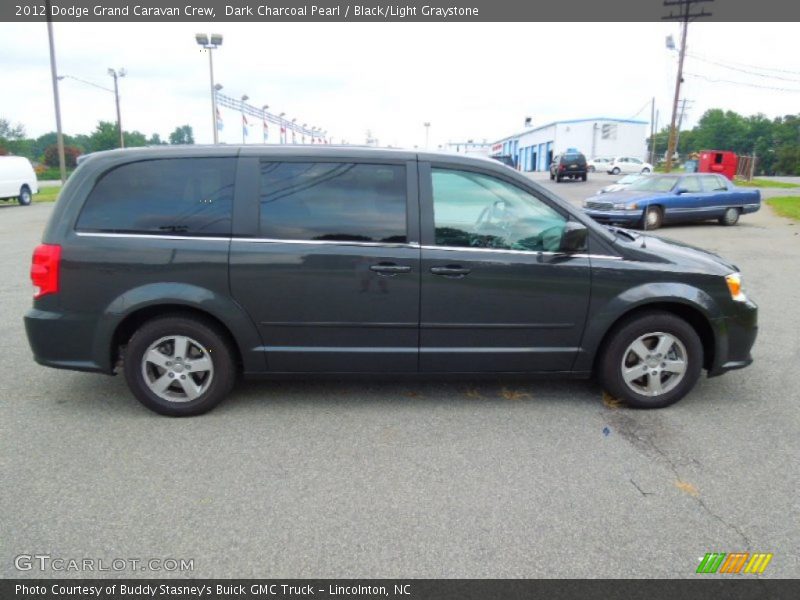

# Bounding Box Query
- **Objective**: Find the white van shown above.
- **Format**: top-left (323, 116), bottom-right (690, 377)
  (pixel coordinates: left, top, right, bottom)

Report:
top-left (0, 156), bottom-right (38, 206)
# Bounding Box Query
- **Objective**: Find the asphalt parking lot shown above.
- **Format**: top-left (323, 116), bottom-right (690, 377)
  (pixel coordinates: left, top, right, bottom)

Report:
top-left (1, 176), bottom-right (799, 579)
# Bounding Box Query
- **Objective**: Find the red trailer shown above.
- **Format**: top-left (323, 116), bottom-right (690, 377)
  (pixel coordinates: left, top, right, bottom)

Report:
top-left (698, 150), bottom-right (738, 180)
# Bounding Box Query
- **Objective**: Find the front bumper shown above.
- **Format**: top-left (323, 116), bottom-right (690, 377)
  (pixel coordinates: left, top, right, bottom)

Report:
top-left (582, 208), bottom-right (642, 225)
top-left (708, 298), bottom-right (758, 377)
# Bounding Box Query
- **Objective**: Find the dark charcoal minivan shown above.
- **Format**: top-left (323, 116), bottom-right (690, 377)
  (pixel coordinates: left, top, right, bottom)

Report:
top-left (25, 146), bottom-right (757, 416)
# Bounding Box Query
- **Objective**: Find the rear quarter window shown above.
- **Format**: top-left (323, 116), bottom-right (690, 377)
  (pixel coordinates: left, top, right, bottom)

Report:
top-left (76, 158), bottom-right (236, 236)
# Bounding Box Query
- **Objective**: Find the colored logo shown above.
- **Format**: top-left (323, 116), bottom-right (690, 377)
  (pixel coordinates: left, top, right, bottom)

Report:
top-left (697, 552), bottom-right (773, 574)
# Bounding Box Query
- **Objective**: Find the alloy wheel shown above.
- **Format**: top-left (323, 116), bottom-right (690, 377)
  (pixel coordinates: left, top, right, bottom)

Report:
top-left (620, 332), bottom-right (687, 397)
top-left (140, 335), bottom-right (214, 402)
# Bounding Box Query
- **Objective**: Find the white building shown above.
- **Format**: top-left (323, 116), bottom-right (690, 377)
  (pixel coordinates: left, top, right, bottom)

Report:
top-left (443, 141), bottom-right (492, 157)
top-left (491, 117), bottom-right (648, 172)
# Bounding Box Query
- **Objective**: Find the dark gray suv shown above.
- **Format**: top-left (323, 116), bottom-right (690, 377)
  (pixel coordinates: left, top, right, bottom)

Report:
top-left (25, 146), bottom-right (757, 416)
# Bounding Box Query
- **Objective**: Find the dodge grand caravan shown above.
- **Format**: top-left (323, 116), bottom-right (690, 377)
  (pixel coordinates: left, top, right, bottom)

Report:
top-left (25, 146), bottom-right (757, 416)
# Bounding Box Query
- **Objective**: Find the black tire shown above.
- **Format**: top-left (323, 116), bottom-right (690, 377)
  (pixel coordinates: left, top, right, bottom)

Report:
top-left (599, 311), bottom-right (703, 409)
top-left (123, 314), bottom-right (237, 416)
top-left (611, 167), bottom-right (621, 175)
top-left (555, 174), bottom-right (561, 183)
top-left (550, 172), bottom-right (555, 181)
top-left (718, 207), bottom-right (740, 226)
top-left (581, 173), bottom-right (588, 182)
top-left (18, 185), bottom-right (32, 206)
top-left (640, 206), bottom-right (663, 230)
top-left (641, 167), bottom-right (651, 174)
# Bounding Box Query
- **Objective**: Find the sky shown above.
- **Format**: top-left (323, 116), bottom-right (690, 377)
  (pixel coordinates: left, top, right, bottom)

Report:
top-left (0, 22), bottom-right (798, 148)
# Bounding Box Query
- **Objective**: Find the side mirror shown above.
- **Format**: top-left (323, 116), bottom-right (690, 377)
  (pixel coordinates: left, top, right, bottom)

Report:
top-left (676, 187), bottom-right (689, 194)
top-left (560, 221), bottom-right (588, 253)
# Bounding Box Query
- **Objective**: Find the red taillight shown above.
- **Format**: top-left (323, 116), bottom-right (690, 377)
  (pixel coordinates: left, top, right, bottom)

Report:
top-left (559, 164), bottom-right (565, 171)
top-left (30, 244), bottom-right (61, 299)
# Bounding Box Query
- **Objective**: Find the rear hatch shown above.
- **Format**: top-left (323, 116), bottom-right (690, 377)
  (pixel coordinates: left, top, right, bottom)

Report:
top-left (560, 152), bottom-right (586, 173)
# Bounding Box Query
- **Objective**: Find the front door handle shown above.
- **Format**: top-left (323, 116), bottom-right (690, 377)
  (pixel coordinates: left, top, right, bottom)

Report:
top-left (370, 263), bottom-right (411, 276)
top-left (430, 265), bottom-right (471, 278)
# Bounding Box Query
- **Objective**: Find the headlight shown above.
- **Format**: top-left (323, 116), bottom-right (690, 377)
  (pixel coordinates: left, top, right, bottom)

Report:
top-left (725, 273), bottom-right (747, 302)
top-left (613, 203), bottom-right (639, 210)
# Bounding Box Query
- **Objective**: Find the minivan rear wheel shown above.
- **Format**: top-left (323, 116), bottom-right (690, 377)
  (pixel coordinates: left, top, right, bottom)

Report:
top-left (599, 311), bottom-right (703, 408)
top-left (18, 186), bottom-right (32, 206)
top-left (123, 315), bottom-right (236, 416)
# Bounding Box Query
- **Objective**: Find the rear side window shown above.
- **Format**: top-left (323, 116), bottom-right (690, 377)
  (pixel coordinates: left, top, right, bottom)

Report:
top-left (700, 175), bottom-right (728, 191)
top-left (77, 158), bottom-right (235, 236)
top-left (259, 162), bottom-right (407, 243)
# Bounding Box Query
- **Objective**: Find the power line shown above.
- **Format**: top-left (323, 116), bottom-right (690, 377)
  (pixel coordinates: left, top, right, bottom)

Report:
top-left (685, 72), bottom-right (800, 93)
top-left (628, 100), bottom-right (652, 120)
top-left (685, 52), bottom-right (800, 77)
top-left (686, 53), bottom-right (800, 83)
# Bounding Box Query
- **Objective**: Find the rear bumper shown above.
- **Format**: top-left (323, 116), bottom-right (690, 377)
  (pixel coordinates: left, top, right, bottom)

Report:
top-left (708, 299), bottom-right (758, 377)
top-left (24, 308), bottom-right (110, 373)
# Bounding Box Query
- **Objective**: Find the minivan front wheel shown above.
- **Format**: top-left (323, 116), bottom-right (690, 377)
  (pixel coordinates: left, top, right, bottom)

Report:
top-left (124, 315), bottom-right (236, 416)
top-left (599, 311), bottom-right (703, 408)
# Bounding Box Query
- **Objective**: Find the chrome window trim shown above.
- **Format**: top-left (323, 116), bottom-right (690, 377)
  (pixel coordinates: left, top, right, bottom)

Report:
top-left (75, 231), bottom-right (231, 242)
top-left (234, 237), bottom-right (420, 249)
top-left (74, 232), bottom-right (421, 249)
top-left (420, 244), bottom-right (621, 260)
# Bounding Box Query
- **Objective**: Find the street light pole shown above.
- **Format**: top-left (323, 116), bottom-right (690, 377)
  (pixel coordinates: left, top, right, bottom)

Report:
top-left (107, 68), bottom-right (126, 148)
top-left (424, 122), bottom-right (431, 149)
top-left (195, 33), bottom-right (223, 144)
top-left (45, 0), bottom-right (66, 183)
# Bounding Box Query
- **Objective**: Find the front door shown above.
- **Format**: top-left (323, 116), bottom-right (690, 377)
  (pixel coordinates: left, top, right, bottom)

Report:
top-left (230, 158), bottom-right (421, 373)
top-left (418, 163), bottom-right (591, 373)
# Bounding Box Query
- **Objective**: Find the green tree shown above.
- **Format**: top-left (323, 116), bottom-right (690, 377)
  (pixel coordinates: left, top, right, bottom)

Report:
top-left (88, 121), bottom-right (121, 152)
top-left (169, 125), bottom-right (194, 145)
top-left (125, 130), bottom-right (148, 148)
top-left (148, 133), bottom-right (165, 145)
top-left (0, 118), bottom-right (26, 141)
top-left (692, 109), bottom-right (749, 153)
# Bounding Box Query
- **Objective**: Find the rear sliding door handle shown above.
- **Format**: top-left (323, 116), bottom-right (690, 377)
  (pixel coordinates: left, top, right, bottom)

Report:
top-left (370, 263), bottom-right (412, 276)
top-left (430, 265), bottom-right (471, 277)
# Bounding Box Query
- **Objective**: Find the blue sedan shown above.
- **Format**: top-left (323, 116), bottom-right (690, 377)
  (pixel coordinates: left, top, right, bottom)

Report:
top-left (582, 173), bottom-right (760, 230)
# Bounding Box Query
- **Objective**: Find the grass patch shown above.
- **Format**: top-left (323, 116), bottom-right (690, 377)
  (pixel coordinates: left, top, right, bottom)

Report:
top-left (736, 178), bottom-right (799, 189)
top-left (34, 186), bottom-right (61, 203)
top-left (766, 196), bottom-right (800, 220)
top-left (36, 167), bottom-right (75, 180)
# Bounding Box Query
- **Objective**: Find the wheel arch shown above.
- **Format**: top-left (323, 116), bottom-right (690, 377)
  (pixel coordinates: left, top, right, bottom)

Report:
top-left (111, 304), bottom-right (244, 372)
top-left (90, 283), bottom-right (265, 374)
top-left (591, 301), bottom-right (716, 373)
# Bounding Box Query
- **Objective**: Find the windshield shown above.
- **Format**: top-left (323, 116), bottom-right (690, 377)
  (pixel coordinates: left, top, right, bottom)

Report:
top-left (618, 175), bottom-right (641, 184)
top-left (627, 176), bottom-right (678, 193)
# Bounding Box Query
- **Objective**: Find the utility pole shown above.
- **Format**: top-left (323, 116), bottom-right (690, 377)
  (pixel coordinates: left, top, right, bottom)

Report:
top-left (662, 0), bottom-right (713, 172)
top-left (107, 68), bottom-right (126, 148)
top-left (649, 97), bottom-right (656, 166)
top-left (674, 98), bottom-right (690, 157)
top-left (45, 0), bottom-right (66, 183)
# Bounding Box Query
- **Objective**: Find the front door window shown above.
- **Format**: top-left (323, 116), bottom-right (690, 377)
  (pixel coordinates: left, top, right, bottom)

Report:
top-left (431, 168), bottom-right (567, 253)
